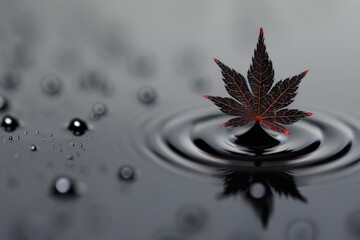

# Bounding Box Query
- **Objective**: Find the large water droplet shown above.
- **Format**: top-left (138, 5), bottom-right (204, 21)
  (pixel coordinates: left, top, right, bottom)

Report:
top-left (249, 182), bottom-right (266, 199)
top-left (67, 118), bottom-right (88, 136)
top-left (1, 115), bottom-right (20, 132)
top-left (51, 176), bottom-right (78, 199)
top-left (41, 75), bottom-right (61, 95)
top-left (138, 86), bottom-right (156, 105)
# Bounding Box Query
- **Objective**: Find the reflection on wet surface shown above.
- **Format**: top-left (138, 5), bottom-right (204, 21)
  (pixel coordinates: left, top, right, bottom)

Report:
top-left (1, 0), bottom-right (360, 239)
top-left (219, 169), bottom-right (306, 228)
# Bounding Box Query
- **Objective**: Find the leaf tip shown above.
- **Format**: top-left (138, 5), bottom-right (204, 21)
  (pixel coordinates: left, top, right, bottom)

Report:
top-left (306, 112), bottom-right (313, 117)
top-left (220, 123), bottom-right (227, 128)
top-left (284, 130), bottom-right (290, 135)
top-left (213, 58), bottom-right (220, 64)
top-left (260, 27), bottom-right (264, 34)
top-left (303, 69), bottom-right (309, 75)
top-left (202, 95), bottom-right (209, 99)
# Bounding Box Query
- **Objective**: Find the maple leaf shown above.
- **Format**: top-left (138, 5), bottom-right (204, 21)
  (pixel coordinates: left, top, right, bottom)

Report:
top-left (203, 27), bottom-right (312, 135)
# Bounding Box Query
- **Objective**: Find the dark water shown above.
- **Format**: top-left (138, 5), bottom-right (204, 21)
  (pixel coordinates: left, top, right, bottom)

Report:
top-left (1, 0), bottom-right (360, 239)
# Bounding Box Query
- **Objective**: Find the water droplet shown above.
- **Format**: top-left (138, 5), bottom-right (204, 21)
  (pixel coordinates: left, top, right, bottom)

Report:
top-left (24, 130), bottom-right (28, 135)
top-left (14, 153), bottom-right (21, 160)
top-left (70, 142), bottom-right (75, 147)
top-left (176, 206), bottom-right (207, 233)
top-left (17, 136), bottom-right (20, 140)
top-left (0, 95), bottom-right (9, 112)
top-left (138, 86), bottom-right (156, 105)
top-left (8, 136), bottom-right (13, 141)
top-left (35, 130), bottom-right (39, 134)
top-left (118, 165), bottom-right (135, 181)
top-left (1, 115), bottom-right (20, 132)
top-left (67, 118), bottom-right (88, 136)
top-left (92, 102), bottom-right (107, 116)
top-left (249, 182), bottom-right (266, 199)
top-left (66, 154), bottom-right (73, 160)
top-left (51, 176), bottom-right (78, 199)
top-left (41, 74), bottom-right (61, 95)
top-left (30, 145), bottom-right (38, 151)
top-left (288, 221), bottom-right (314, 240)
top-left (1, 69), bottom-right (21, 90)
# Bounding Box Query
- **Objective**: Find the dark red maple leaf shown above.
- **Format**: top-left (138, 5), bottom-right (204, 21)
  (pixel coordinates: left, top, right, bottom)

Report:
top-left (203, 27), bottom-right (312, 135)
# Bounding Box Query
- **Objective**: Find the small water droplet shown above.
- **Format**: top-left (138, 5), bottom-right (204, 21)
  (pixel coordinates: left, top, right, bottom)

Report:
top-left (35, 130), bottom-right (39, 134)
top-left (70, 142), bottom-right (75, 147)
top-left (14, 153), bottom-right (21, 160)
top-left (1, 115), bottom-right (20, 132)
top-left (30, 145), bottom-right (38, 151)
top-left (9, 136), bottom-right (13, 141)
top-left (51, 176), bottom-right (78, 199)
top-left (138, 86), bottom-right (156, 105)
top-left (0, 95), bottom-right (9, 112)
top-left (67, 118), bottom-right (88, 136)
top-left (17, 136), bottom-right (20, 140)
top-left (66, 154), bottom-right (73, 160)
top-left (92, 102), bottom-right (107, 116)
top-left (41, 75), bottom-right (62, 95)
top-left (24, 130), bottom-right (28, 135)
top-left (118, 165), bottom-right (135, 181)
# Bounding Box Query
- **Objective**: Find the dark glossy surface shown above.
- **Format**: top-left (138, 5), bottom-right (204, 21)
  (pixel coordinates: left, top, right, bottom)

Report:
top-left (0, 0), bottom-right (360, 239)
